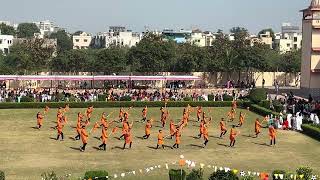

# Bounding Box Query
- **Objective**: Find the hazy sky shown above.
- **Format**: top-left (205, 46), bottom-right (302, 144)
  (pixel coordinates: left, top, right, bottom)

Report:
top-left (0, 0), bottom-right (310, 34)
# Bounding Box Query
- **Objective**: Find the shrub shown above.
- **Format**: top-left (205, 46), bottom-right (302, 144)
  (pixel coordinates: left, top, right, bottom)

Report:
top-left (208, 94), bottom-right (215, 101)
top-left (0, 170), bottom-right (4, 180)
top-left (98, 94), bottom-right (107, 102)
top-left (54, 93), bottom-right (65, 102)
top-left (259, 100), bottom-right (270, 109)
top-left (41, 171), bottom-right (58, 180)
top-left (120, 95), bottom-right (131, 101)
top-left (183, 97), bottom-right (193, 101)
top-left (296, 166), bottom-right (313, 180)
top-left (273, 100), bottom-right (284, 113)
top-left (249, 88), bottom-right (267, 104)
top-left (208, 170), bottom-right (239, 180)
top-left (20, 96), bottom-right (34, 102)
top-left (84, 170), bottom-right (108, 180)
top-left (186, 168), bottom-right (203, 180)
top-left (223, 94), bottom-right (233, 101)
top-left (169, 169), bottom-right (186, 180)
top-left (272, 170), bottom-right (287, 180)
top-left (301, 124), bottom-right (320, 141)
top-left (240, 175), bottom-right (255, 180)
top-left (250, 104), bottom-right (280, 117)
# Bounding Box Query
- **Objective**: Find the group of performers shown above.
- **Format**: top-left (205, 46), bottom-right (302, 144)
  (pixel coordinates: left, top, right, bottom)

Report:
top-left (35, 100), bottom-right (277, 152)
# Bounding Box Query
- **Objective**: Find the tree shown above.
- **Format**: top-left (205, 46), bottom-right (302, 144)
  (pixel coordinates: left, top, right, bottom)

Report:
top-left (258, 28), bottom-right (275, 40)
top-left (0, 23), bottom-right (16, 35)
top-left (94, 46), bottom-right (128, 74)
top-left (49, 30), bottom-right (73, 52)
top-left (279, 50), bottom-right (301, 73)
top-left (17, 23), bottom-right (40, 38)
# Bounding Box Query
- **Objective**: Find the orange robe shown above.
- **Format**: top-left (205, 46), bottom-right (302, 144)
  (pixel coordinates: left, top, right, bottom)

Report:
top-left (101, 127), bottom-right (108, 144)
top-left (80, 128), bottom-right (88, 144)
top-left (199, 122), bottom-right (204, 134)
top-left (124, 130), bottom-right (132, 144)
top-left (157, 132), bottom-right (164, 145)
top-left (197, 108), bottom-right (202, 119)
top-left (239, 114), bottom-right (245, 125)
top-left (37, 114), bottom-right (44, 126)
top-left (269, 126), bottom-right (276, 140)
top-left (255, 120), bottom-right (262, 134)
top-left (122, 122), bottom-right (129, 135)
top-left (230, 128), bottom-right (237, 141)
top-left (220, 121), bottom-right (227, 132)
top-left (145, 122), bottom-right (152, 136)
top-left (203, 126), bottom-right (209, 141)
top-left (57, 121), bottom-right (64, 134)
top-left (76, 119), bottom-right (81, 134)
top-left (175, 131), bottom-right (181, 144)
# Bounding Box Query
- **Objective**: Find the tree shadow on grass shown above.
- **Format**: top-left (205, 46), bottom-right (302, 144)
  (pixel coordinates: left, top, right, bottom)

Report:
top-left (188, 144), bottom-right (203, 148)
top-left (252, 142), bottom-right (270, 146)
top-left (217, 143), bottom-right (229, 147)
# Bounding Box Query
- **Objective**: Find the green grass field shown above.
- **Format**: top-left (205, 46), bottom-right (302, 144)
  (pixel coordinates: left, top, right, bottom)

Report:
top-left (0, 107), bottom-right (319, 180)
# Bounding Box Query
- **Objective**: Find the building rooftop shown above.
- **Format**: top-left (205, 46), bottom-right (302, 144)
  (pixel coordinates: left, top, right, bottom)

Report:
top-left (310, 0), bottom-right (320, 8)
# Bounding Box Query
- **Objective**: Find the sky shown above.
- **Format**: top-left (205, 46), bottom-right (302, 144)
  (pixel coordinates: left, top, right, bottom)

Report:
top-left (0, 0), bottom-right (310, 34)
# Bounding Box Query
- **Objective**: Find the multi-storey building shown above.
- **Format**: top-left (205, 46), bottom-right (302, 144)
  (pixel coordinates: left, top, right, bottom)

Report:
top-left (73, 31), bottom-right (92, 49)
top-left (301, 0), bottom-right (320, 98)
top-left (0, 31), bottom-right (13, 55)
top-left (274, 23), bottom-right (302, 53)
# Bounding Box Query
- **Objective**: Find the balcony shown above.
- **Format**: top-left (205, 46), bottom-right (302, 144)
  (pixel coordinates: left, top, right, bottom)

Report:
top-left (312, 47), bottom-right (320, 52)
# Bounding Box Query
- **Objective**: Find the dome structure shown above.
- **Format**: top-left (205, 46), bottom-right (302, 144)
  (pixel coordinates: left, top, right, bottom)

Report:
top-left (310, 0), bottom-right (320, 8)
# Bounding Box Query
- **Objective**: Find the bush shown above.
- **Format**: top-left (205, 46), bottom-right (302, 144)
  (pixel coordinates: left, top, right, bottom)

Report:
top-left (169, 169), bottom-right (186, 180)
top-left (186, 168), bottom-right (203, 180)
top-left (20, 96), bottom-right (34, 102)
top-left (273, 100), bottom-right (284, 113)
top-left (41, 171), bottom-right (58, 180)
top-left (120, 95), bottom-right (131, 101)
top-left (98, 94), bottom-right (107, 102)
top-left (272, 170), bottom-right (287, 180)
top-left (208, 94), bottom-right (215, 101)
top-left (183, 97), bottom-right (193, 101)
top-left (296, 166), bottom-right (313, 180)
top-left (250, 104), bottom-right (280, 117)
top-left (249, 88), bottom-right (267, 104)
top-left (84, 170), bottom-right (108, 180)
top-left (0, 170), bottom-right (4, 180)
top-left (223, 94), bottom-right (233, 101)
top-left (259, 100), bottom-right (270, 109)
top-left (240, 175), bottom-right (255, 180)
top-left (208, 170), bottom-right (239, 180)
top-left (301, 124), bottom-right (320, 141)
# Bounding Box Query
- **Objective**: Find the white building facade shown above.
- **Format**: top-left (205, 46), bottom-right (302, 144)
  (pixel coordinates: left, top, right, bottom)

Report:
top-left (73, 32), bottom-right (92, 49)
top-left (0, 33), bottom-right (14, 54)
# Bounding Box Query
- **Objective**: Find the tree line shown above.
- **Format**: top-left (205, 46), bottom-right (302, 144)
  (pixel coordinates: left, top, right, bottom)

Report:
top-left (0, 24), bottom-right (301, 74)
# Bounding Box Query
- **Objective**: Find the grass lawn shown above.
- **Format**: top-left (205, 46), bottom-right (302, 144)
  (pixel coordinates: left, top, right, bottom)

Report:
top-left (0, 107), bottom-right (319, 180)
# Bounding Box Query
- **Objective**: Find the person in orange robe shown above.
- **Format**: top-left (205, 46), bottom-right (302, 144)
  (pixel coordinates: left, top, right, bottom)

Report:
top-left (74, 113), bottom-right (83, 140)
top-left (56, 118), bottom-right (65, 141)
top-left (228, 108), bottom-right (236, 122)
top-left (119, 107), bottom-right (124, 122)
top-left (255, 118), bottom-right (262, 137)
top-left (142, 106), bottom-right (148, 122)
top-left (123, 112), bottom-right (129, 122)
top-left (203, 124), bottom-right (209, 148)
top-left (156, 129), bottom-right (165, 149)
top-left (98, 125), bottom-right (108, 151)
top-left (86, 105), bottom-right (94, 119)
top-left (44, 106), bottom-right (50, 114)
top-left (64, 104), bottom-right (70, 113)
top-left (36, 112), bottom-right (44, 129)
top-left (238, 112), bottom-right (245, 127)
top-left (197, 106), bottom-right (202, 122)
top-left (80, 125), bottom-right (89, 152)
top-left (123, 128), bottom-right (133, 149)
top-left (119, 120), bottom-right (129, 139)
top-left (198, 120), bottom-right (205, 138)
top-left (172, 127), bottom-right (181, 149)
top-left (229, 125), bottom-right (238, 147)
top-left (219, 118), bottom-right (227, 138)
top-left (169, 120), bottom-right (176, 139)
top-left (143, 119), bottom-right (152, 139)
top-left (269, 125), bottom-right (276, 146)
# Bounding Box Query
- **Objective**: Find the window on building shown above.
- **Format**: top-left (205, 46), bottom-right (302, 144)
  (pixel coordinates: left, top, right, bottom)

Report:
top-left (0, 40), bottom-right (2, 44)
top-left (84, 39), bottom-right (88, 42)
top-left (294, 37), bottom-right (297, 42)
top-left (287, 44), bottom-right (290, 47)
top-left (75, 39), bottom-right (79, 42)
top-left (294, 44), bottom-right (297, 49)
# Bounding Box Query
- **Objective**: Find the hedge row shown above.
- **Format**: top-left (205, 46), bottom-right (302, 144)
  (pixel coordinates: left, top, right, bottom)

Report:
top-left (0, 101), bottom-right (251, 109)
top-left (249, 104), bottom-right (280, 117)
top-left (301, 124), bottom-right (320, 141)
